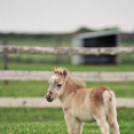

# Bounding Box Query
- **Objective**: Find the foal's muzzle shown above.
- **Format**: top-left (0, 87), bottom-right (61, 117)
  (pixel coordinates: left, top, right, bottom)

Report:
top-left (45, 92), bottom-right (54, 102)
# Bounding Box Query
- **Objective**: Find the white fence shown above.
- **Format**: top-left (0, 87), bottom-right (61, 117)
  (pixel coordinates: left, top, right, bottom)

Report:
top-left (0, 71), bottom-right (134, 82)
top-left (0, 46), bottom-right (134, 107)
top-left (0, 97), bottom-right (134, 108)
top-left (0, 46), bottom-right (134, 55)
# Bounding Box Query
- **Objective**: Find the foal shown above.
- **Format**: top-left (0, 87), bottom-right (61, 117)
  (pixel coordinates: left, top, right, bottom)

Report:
top-left (46, 67), bottom-right (120, 134)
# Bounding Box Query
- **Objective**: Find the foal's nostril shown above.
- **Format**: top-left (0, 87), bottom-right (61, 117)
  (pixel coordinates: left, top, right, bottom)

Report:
top-left (46, 92), bottom-right (54, 102)
top-left (46, 92), bottom-right (53, 101)
top-left (46, 93), bottom-right (50, 100)
top-left (48, 95), bottom-right (50, 100)
top-left (49, 91), bottom-right (53, 95)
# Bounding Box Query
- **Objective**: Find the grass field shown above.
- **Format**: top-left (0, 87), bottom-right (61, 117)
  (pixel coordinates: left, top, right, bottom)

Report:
top-left (0, 60), bottom-right (134, 72)
top-left (0, 108), bottom-right (134, 134)
top-left (0, 81), bottom-right (134, 98)
top-left (0, 37), bottom-right (134, 134)
top-left (0, 36), bottom-right (71, 47)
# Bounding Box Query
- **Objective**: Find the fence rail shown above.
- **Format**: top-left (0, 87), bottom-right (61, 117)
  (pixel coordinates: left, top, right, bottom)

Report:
top-left (0, 71), bottom-right (134, 81)
top-left (0, 45), bottom-right (134, 107)
top-left (0, 97), bottom-right (134, 108)
top-left (0, 46), bottom-right (134, 55)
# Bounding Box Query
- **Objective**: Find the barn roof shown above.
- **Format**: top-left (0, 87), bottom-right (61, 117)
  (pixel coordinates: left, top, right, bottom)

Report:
top-left (74, 31), bottom-right (120, 39)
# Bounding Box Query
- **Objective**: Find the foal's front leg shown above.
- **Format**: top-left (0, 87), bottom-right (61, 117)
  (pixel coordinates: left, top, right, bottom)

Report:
top-left (64, 113), bottom-right (83, 134)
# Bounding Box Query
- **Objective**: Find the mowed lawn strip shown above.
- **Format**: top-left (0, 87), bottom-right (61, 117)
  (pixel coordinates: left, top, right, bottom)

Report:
top-left (0, 108), bottom-right (134, 134)
top-left (0, 121), bottom-right (133, 134)
top-left (0, 81), bottom-right (134, 98)
top-left (0, 61), bottom-right (134, 72)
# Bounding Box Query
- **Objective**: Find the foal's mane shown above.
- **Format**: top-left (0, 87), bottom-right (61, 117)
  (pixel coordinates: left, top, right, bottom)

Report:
top-left (55, 67), bottom-right (86, 89)
top-left (68, 76), bottom-right (86, 89)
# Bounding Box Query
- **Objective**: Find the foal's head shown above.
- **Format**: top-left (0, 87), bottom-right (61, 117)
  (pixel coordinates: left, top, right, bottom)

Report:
top-left (46, 67), bottom-right (68, 102)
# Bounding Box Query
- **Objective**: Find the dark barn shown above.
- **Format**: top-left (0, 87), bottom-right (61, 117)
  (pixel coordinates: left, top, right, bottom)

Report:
top-left (72, 31), bottom-right (120, 64)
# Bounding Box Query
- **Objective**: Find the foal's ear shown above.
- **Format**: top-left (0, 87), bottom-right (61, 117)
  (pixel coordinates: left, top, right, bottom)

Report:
top-left (63, 69), bottom-right (68, 77)
top-left (53, 67), bottom-right (56, 73)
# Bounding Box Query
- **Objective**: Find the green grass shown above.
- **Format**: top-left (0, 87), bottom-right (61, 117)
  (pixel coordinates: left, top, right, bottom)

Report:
top-left (6, 54), bottom-right (70, 64)
top-left (0, 108), bottom-right (134, 134)
top-left (0, 36), bottom-right (134, 134)
top-left (0, 37), bottom-right (71, 47)
top-left (0, 52), bottom-right (134, 72)
top-left (0, 38), bottom-right (133, 133)
top-left (0, 61), bottom-right (134, 72)
top-left (0, 108), bottom-right (63, 122)
top-left (1, 122), bottom-right (133, 134)
top-left (0, 81), bottom-right (134, 98)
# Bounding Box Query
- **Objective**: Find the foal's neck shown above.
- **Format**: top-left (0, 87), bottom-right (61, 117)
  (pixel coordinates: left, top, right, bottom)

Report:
top-left (59, 76), bottom-right (80, 102)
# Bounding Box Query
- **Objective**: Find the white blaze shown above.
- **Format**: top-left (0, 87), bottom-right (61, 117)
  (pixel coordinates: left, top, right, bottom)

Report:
top-left (50, 75), bottom-right (58, 83)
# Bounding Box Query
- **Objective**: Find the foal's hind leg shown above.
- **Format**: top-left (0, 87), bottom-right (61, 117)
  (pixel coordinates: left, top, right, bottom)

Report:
top-left (108, 110), bottom-right (120, 134)
top-left (94, 116), bottom-right (110, 134)
top-left (105, 91), bottom-right (120, 134)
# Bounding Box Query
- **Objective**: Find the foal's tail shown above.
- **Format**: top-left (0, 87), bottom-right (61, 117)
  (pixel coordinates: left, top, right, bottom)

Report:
top-left (103, 90), bottom-right (120, 134)
top-left (103, 90), bottom-right (117, 121)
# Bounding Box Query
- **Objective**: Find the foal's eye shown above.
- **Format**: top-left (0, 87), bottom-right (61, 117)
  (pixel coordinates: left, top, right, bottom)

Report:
top-left (57, 84), bottom-right (62, 87)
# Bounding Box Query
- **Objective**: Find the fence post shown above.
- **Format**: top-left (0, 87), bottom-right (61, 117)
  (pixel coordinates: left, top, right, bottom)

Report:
top-left (3, 40), bottom-right (8, 85)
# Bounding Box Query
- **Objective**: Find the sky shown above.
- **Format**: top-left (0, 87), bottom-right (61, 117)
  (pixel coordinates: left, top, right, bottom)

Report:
top-left (0, 0), bottom-right (134, 33)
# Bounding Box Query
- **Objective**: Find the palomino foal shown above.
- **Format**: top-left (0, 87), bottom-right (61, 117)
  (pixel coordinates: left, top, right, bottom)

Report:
top-left (46, 68), bottom-right (120, 134)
